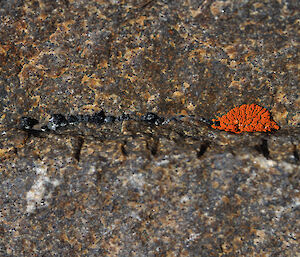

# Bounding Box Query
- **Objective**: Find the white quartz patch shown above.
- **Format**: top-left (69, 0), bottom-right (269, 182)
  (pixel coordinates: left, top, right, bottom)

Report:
top-left (26, 164), bottom-right (60, 213)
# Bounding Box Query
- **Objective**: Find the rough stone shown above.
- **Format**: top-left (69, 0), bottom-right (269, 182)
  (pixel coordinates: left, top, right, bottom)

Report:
top-left (0, 0), bottom-right (299, 256)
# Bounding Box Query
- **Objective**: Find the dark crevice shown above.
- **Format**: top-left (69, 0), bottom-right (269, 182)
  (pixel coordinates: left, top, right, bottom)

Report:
top-left (146, 138), bottom-right (159, 156)
top-left (121, 141), bottom-right (128, 156)
top-left (197, 141), bottom-right (210, 158)
top-left (74, 137), bottom-right (84, 162)
top-left (255, 138), bottom-right (270, 159)
top-left (293, 146), bottom-right (299, 163)
top-left (150, 144), bottom-right (158, 156)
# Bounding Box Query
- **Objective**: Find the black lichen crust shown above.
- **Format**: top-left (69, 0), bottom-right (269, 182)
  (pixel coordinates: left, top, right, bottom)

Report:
top-left (67, 115), bottom-right (79, 125)
top-left (117, 113), bottom-right (132, 121)
top-left (20, 117), bottom-right (39, 130)
top-left (19, 111), bottom-right (212, 133)
top-left (141, 112), bottom-right (164, 125)
top-left (48, 114), bottom-right (68, 130)
top-left (89, 111), bottom-right (106, 124)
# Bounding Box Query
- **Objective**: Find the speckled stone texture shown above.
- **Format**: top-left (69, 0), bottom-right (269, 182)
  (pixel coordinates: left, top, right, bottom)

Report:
top-left (0, 0), bottom-right (299, 256)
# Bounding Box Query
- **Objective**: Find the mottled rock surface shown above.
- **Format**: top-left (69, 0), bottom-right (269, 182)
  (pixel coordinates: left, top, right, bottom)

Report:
top-left (0, 0), bottom-right (299, 256)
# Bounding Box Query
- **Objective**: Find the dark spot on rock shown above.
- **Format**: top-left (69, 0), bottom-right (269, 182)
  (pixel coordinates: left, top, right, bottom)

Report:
top-left (141, 112), bottom-right (164, 125)
top-left (293, 147), bottom-right (299, 163)
top-left (121, 141), bottom-right (128, 156)
top-left (255, 138), bottom-right (270, 159)
top-left (20, 117), bottom-right (39, 130)
top-left (146, 138), bottom-right (159, 156)
top-left (197, 141), bottom-right (210, 158)
top-left (74, 137), bottom-right (84, 162)
top-left (150, 143), bottom-right (158, 156)
top-left (48, 114), bottom-right (68, 130)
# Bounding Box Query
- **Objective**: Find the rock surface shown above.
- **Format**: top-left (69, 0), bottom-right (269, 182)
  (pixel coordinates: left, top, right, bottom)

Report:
top-left (0, 0), bottom-right (299, 256)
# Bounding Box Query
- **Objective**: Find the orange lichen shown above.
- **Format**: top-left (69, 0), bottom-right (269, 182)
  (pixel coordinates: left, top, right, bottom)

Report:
top-left (211, 104), bottom-right (280, 133)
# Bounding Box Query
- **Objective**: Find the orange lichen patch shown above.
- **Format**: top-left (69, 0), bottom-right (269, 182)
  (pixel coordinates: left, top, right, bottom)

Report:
top-left (212, 104), bottom-right (280, 133)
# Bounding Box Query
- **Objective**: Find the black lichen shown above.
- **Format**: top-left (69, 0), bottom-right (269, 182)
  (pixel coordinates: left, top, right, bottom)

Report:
top-left (48, 114), bottom-right (68, 130)
top-left (118, 113), bottom-right (131, 121)
top-left (67, 115), bottom-right (79, 125)
top-left (77, 114), bottom-right (90, 123)
top-left (89, 111), bottom-right (106, 124)
top-left (19, 110), bottom-right (206, 134)
top-left (141, 112), bottom-right (164, 125)
top-left (104, 115), bottom-right (116, 123)
top-left (20, 117), bottom-right (39, 130)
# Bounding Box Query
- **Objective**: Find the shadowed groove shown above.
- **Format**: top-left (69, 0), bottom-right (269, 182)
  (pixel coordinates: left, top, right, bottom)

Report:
top-left (255, 138), bottom-right (270, 159)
